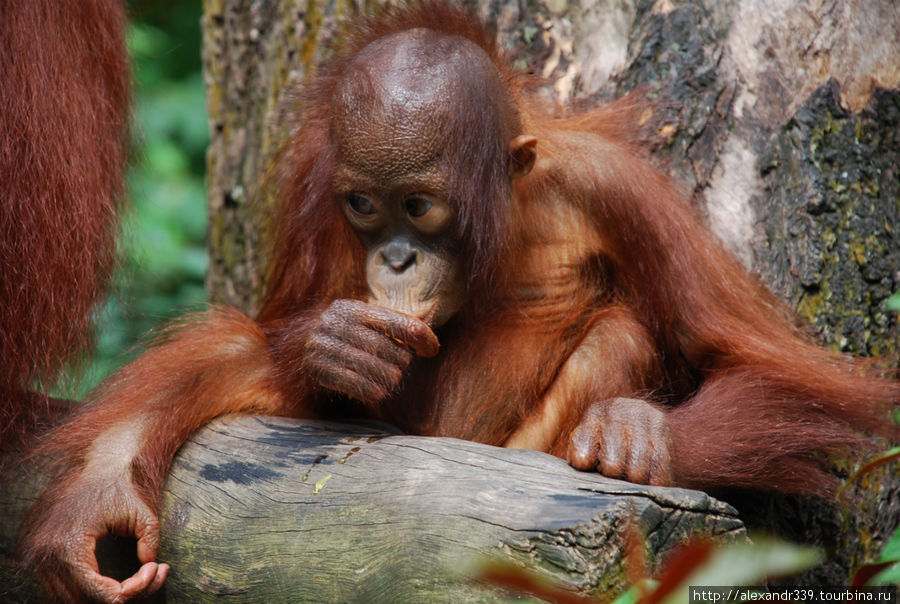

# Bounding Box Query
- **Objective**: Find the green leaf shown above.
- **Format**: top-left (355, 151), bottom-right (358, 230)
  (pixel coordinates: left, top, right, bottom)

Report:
top-left (647, 538), bottom-right (823, 604)
top-left (886, 291), bottom-right (900, 312)
top-left (881, 525), bottom-right (900, 562)
top-left (870, 562), bottom-right (900, 586)
top-left (611, 580), bottom-right (655, 604)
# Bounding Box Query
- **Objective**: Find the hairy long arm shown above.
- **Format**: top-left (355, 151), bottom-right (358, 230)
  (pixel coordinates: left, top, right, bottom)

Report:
top-left (505, 305), bottom-right (670, 485)
top-left (547, 125), bottom-right (897, 495)
top-left (21, 307), bottom-right (295, 602)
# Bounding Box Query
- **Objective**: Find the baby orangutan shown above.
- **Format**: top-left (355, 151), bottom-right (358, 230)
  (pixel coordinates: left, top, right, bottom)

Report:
top-left (20, 2), bottom-right (897, 601)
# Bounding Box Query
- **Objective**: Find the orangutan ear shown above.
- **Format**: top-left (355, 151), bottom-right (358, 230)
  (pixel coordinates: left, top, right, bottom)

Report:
top-left (509, 134), bottom-right (537, 179)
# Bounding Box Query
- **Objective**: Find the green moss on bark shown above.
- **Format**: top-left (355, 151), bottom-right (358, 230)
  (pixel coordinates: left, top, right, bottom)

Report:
top-left (758, 81), bottom-right (899, 357)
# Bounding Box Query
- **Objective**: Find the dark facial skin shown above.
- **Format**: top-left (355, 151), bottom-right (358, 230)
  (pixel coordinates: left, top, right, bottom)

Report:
top-left (341, 189), bottom-right (462, 327)
top-left (301, 29), bottom-right (535, 406)
top-left (331, 28), bottom-right (474, 326)
top-left (301, 30), bottom-right (480, 405)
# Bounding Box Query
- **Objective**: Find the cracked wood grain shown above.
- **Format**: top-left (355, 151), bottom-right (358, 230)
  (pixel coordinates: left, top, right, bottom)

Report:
top-left (152, 415), bottom-right (743, 602)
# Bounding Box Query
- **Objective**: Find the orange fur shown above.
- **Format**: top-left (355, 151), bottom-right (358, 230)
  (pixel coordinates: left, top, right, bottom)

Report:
top-left (28, 307), bottom-right (286, 509)
top-left (22, 0), bottom-right (888, 505)
top-left (261, 1), bottom-right (896, 495)
top-left (0, 0), bottom-right (130, 448)
top-left (20, 2), bottom-right (898, 599)
top-left (22, 308), bottom-right (289, 600)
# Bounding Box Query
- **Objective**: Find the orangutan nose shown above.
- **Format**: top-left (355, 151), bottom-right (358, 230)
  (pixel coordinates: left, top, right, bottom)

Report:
top-left (382, 238), bottom-right (417, 273)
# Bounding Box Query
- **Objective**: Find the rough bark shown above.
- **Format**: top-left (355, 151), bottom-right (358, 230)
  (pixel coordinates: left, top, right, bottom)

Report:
top-left (0, 417), bottom-right (744, 602)
top-left (206, 0), bottom-right (900, 591)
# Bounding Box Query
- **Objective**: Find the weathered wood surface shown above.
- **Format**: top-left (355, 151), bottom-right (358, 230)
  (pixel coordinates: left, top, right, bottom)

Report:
top-left (0, 415), bottom-right (744, 602)
top-left (157, 416), bottom-right (743, 601)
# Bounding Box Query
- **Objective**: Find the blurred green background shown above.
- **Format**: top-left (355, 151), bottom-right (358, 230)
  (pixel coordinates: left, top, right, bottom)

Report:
top-left (78, 1), bottom-right (208, 396)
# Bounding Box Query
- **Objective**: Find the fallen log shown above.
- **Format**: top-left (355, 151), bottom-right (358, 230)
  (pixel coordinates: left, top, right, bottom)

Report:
top-left (0, 415), bottom-right (744, 601)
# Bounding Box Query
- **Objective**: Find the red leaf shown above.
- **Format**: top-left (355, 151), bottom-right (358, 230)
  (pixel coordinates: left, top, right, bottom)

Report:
top-left (477, 561), bottom-right (597, 604)
top-left (852, 561), bottom-right (896, 587)
top-left (639, 541), bottom-right (714, 604)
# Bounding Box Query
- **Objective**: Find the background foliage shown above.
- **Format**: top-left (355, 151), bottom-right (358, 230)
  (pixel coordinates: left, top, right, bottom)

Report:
top-left (78, 0), bottom-right (208, 396)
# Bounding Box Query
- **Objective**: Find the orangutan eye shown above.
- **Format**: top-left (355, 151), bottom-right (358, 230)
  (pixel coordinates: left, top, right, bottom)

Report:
top-left (405, 197), bottom-right (433, 218)
top-left (346, 193), bottom-right (376, 216)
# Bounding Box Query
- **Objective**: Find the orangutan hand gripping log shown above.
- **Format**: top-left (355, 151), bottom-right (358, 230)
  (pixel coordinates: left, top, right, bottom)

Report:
top-left (19, 2), bottom-right (897, 601)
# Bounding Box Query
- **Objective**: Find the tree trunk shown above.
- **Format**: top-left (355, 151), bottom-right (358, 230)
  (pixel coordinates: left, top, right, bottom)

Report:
top-left (0, 416), bottom-right (744, 601)
top-left (201, 0), bottom-right (899, 593)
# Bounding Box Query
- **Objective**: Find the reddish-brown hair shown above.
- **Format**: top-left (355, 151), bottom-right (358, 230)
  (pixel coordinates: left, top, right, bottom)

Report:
top-left (542, 111), bottom-right (898, 491)
top-left (0, 1), bottom-right (130, 444)
top-left (19, 4), bottom-right (895, 600)
top-left (261, 1), bottom-right (897, 495)
top-left (260, 1), bottom-right (531, 324)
